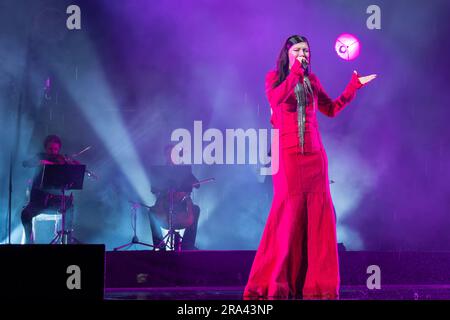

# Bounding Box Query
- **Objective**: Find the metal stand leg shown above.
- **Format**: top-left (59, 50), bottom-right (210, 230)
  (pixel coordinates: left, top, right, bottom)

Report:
top-left (154, 228), bottom-right (183, 251)
top-left (114, 203), bottom-right (154, 251)
top-left (50, 187), bottom-right (69, 245)
top-left (154, 189), bottom-right (183, 252)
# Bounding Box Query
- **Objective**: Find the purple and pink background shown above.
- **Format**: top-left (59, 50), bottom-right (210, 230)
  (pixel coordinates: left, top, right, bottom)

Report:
top-left (1, 0), bottom-right (449, 251)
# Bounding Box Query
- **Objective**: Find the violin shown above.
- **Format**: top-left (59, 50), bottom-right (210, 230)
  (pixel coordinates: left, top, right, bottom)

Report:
top-left (41, 154), bottom-right (67, 164)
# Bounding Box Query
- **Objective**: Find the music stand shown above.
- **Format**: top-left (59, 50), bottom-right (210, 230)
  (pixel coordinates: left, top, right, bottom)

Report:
top-left (148, 165), bottom-right (195, 251)
top-left (39, 164), bottom-right (85, 244)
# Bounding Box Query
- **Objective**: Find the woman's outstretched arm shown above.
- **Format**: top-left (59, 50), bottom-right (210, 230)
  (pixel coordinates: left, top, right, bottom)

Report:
top-left (316, 71), bottom-right (376, 117)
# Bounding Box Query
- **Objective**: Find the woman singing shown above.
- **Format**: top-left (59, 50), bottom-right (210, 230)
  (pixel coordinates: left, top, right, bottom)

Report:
top-left (244, 35), bottom-right (376, 299)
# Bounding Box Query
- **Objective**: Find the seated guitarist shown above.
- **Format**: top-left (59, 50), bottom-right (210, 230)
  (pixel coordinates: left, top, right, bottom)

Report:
top-left (148, 145), bottom-right (200, 251)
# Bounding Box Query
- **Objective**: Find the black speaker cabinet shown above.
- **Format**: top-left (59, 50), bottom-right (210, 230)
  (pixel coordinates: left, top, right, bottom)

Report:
top-left (0, 245), bottom-right (105, 300)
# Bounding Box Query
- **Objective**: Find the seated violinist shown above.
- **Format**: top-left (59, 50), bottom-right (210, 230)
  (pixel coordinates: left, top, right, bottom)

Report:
top-left (21, 134), bottom-right (77, 244)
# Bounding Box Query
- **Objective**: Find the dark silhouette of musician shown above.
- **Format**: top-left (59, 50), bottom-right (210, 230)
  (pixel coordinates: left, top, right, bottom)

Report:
top-left (148, 145), bottom-right (201, 251)
top-left (21, 134), bottom-right (74, 244)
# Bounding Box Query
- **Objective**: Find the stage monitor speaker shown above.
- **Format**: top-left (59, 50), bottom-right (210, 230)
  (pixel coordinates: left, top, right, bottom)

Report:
top-left (0, 244), bottom-right (105, 300)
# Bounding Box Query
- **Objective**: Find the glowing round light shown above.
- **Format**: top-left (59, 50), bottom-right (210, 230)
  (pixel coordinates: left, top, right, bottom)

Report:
top-left (335, 33), bottom-right (360, 61)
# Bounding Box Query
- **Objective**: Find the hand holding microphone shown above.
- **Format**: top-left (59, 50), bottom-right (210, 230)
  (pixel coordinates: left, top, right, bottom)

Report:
top-left (296, 56), bottom-right (309, 75)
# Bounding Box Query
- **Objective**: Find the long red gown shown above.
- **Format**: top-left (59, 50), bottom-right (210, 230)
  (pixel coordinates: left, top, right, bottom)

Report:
top-left (244, 59), bottom-right (361, 299)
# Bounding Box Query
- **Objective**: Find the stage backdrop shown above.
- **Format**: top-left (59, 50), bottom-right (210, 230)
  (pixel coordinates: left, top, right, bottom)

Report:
top-left (1, 0), bottom-right (450, 251)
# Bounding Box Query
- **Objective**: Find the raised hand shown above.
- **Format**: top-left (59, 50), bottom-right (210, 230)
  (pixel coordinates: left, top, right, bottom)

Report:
top-left (354, 70), bottom-right (377, 85)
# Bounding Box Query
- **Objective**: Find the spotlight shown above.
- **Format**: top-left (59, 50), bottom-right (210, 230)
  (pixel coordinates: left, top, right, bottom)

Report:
top-left (335, 33), bottom-right (360, 61)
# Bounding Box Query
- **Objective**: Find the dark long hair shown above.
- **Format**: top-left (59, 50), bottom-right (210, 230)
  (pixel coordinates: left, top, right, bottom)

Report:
top-left (274, 35), bottom-right (311, 88)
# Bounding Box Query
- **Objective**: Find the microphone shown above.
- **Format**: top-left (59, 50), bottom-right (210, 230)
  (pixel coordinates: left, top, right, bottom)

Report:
top-left (301, 59), bottom-right (309, 75)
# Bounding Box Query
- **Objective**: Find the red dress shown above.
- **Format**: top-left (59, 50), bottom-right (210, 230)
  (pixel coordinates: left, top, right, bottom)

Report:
top-left (244, 60), bottom-right (361, 299)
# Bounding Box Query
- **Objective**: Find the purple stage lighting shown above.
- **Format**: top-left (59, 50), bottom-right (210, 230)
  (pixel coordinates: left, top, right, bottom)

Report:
top-left (335, 33), bottom-right (360, 61)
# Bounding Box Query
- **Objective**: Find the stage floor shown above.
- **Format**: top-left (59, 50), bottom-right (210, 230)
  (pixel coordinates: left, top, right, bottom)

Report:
top-left (104, 285), bottom-right (450, 300)
top-left (104, 250), bottom-right (450, 300)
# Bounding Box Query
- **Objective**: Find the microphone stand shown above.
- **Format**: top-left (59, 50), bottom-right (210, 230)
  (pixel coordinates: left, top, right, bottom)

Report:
top-left (113, 201), bottom-right (155, 251)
